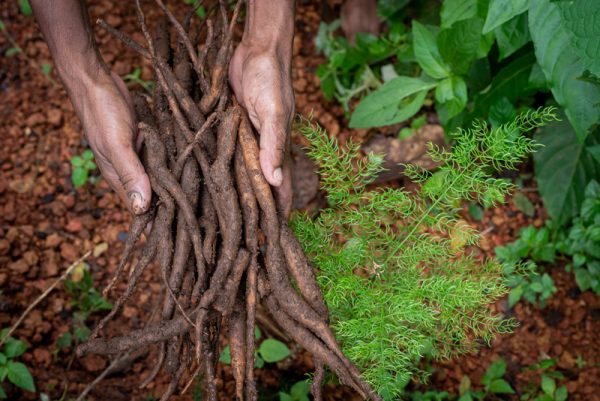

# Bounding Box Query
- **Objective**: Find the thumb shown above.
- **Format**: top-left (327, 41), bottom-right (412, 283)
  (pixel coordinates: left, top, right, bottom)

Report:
top-left (259, 119), bottom-right (288, 187)
top-left (110, 144), bottom-right (152, 215)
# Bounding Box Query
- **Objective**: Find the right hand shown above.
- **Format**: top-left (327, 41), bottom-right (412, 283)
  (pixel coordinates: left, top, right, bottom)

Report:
top-left (75, 71), bottom-right (151, 214)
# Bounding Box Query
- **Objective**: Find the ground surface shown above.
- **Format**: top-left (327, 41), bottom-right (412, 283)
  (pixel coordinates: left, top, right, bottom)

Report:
top-left (0, 1), bottom-right (598, 400)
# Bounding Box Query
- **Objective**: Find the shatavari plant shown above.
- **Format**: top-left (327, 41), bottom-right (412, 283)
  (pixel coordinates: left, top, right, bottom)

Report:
top-left (291, 107), bottom-right (558, 399)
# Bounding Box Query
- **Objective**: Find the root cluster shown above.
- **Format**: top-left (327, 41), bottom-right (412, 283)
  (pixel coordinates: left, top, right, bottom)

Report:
top-left (79, 2), bottom-right (381, 400)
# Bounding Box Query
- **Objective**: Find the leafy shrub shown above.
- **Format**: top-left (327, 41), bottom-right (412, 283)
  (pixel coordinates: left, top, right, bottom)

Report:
top-left (292, 108), bottom-right (556, 399)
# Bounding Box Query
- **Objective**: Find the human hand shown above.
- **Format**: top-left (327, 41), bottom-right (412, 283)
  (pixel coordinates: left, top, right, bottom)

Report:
top-left (229, 43), bottom-right (294, 218)
top-left (73, 71), bottom-right (151, 214)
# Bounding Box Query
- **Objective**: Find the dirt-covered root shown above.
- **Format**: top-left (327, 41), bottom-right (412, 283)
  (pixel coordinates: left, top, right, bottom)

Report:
top-left (79, 2), bottom-right (381, 400)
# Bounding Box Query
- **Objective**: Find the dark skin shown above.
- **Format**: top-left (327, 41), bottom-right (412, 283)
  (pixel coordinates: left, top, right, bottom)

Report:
top-left (31, 0), bottom-right (295, 216)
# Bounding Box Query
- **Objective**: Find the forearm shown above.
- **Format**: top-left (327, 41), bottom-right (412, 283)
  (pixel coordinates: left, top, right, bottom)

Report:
top-left (243, 0), bottom-right (295, 63)
top-left (31, 0), bottom-right (109, 93)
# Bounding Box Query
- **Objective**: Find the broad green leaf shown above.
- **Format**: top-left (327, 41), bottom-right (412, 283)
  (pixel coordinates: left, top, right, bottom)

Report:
top-left (555, 386), bottom-right (568, 401)
top-left (468, 202), bottom-right (484, 221)
top-left (3, 340), bottom-right (27, 358)
top-left (0, 353), bottom-right (5, 364)
top-left (438, 18), bottom-right (484, 74)
top-left (508, 285), bottom-right (524, 307)
top-left (589, 145), bottom-right (600, 164)
top-left (482, 359), bottom-right (507, 384)
top-left (412, 21), bottom-right (451, 79)
top-left (575, 268), bottom-right (592, 291)
top-left (219, 345), bottom-right (231, 364)
top-left (441, 0), bottom-right (477, 28)
top-left (534, 119), bottom-right (600, 224)
top-left (7, 361), bottom-right (35, 392)
top-left (541, 375), bottom-right (556, 396)
top-left (349, 76), bottom-right (437, 128)
top-left (435, 76), bottom-right (467, 119)
top-left (291, 380), bottom-right (311, 401)
top-left (71, 167), bottom-right (88, 188)
top-left (0, 385), bottom-right (6, 399)
top-left (489, 379), bottom-right (515, 394)
top-left (495, 13), bottom-right (530, 60)
top-left (279, 392), bottom-right (293, 401)
top-left (258, 339), bottom-right (291, 363)
top-left (558, 0), bottom-right (600, 77)
top-left (0, 366), bottom-right (6, 381)
top-left (254, 326), bottom-right (262, 340)
top-left (488, 97), bottom-right (516, 126)
top-left (472, 52), bottom-right (535, 117)
top-left (529, 0), bottom-right (600, 141)
top-left (483, 0), bottom-right (528, 34)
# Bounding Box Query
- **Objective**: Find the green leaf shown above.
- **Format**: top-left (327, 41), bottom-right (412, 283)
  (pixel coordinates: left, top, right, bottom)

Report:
top-left (279, 392), bottom-right (293, 401)
top-left (508, 285), bottom-right (524, 307)
top-left (56, 332), bottom-right (73, 349)
top-left (258, 339), bottom-right (291, 363)
top-left (529, 0), bottom-right (600, 141)
top-left (482, 359), bottom-right (507, 384)
top-left (472, 52), bottom-right (536, 118)
top-left (4, 47), bottom-right (21, 57)
top-left (468, 202), bottom-right (484, 221)
top-left (70, 155), bottom-right (84, 167)
top-left (0, 366), bottom-right (6, 381)
top-left (488, 97), bottom-right (516, 127)
top-left (41, 63), bottom-right (52, 76)
top-left (254, 326), bottom-right (262, 340)
top-left (555, 386), bottom-right (568, 401)
top-left (534, 119), bottom-right (600, 224)
top-left (0, 385), bottom-right (6, 399)
top-left (7, 361), bottom-right (35, 392)
top-left (219, 345), bottom-right (231, 364)
top-left (0, 20), bottom-right (5, 31)
top-left (291, 380), bottom-right (311, 400)
top-left (483, 0), bottom-right (528, 34)
top-left (71, 167), bottom-right (89, 188)
top-left (438, 18), bottom-right (484, 74)
top-left (377, 0), bottom-right (410, 21)
top-left (412, 21), bottom-right (451, 79)
top-left (82, 149), bottom-right (94, 160)
top-left (3, 340), bottom-right (27, 358)
top-left (441, 0), bottom-right (477, 28)
top-left (18, 0), bottom-right (32, 16)
top-left (558, 0), bottom-right (600, 78)
top-left (254, 355), bottom-right (264, 368)
top-left (495, 13), bottom-right (531, 60)
top-left (0, 353), bottom-right (6, 365)
top-left (488, 378), bottom-right (515, 394)
top-left (514, 192), bottom-right (535, 217)
top-left (349, 76), bottom-right (437, 128)
top-left (541, 375), bottom-right (556, 396)
top-left (575, 268), bottom-right (592, 291)
top-left (435, 76), bottom-right (467, 119)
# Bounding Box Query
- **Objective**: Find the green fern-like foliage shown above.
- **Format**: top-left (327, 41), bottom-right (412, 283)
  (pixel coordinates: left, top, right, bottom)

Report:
top-left (291, 107), bottom-right (558, 400)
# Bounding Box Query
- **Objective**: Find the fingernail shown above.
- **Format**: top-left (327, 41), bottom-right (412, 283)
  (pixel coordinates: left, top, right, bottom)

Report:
top-left (128, 191), bottom-right (144, 214)
top-left (273, 168), bottom-right (283, 184)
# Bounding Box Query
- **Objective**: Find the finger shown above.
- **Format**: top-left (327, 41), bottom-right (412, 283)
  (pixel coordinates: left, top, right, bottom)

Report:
top-left (109, 143), bottom-right (152, 215)
top-left (95, 157), bottom-right (128, 206)
top-left (274, 157), bottom-right (293, 220)
top-left (258, 119), bottom-right (287, 187)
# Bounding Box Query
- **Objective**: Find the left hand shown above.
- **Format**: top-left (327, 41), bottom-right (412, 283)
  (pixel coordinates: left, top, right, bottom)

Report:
top-left (229, 43), bottom-right (294, 218)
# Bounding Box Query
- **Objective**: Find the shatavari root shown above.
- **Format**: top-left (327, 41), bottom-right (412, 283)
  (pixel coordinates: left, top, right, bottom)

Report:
top-left (79, 1), bottom-right (381, 400)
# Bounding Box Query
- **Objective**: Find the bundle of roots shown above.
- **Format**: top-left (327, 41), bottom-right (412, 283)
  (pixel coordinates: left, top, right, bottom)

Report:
top-left (77, 1), bottom-right (381, 400)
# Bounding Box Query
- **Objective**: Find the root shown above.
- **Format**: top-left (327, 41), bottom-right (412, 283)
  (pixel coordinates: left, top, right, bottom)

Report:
top-left (82, 2), bottom-right (380, 400)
